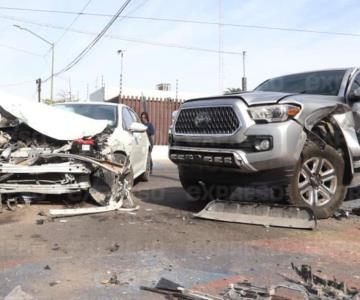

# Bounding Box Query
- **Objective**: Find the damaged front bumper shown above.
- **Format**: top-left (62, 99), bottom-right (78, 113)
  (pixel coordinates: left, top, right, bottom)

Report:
top-left (0, 153), bottom-right (126, 202)
top-left (170, 120), bottom-right (307, 173)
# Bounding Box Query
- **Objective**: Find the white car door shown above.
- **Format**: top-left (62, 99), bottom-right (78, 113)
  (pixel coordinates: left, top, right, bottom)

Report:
top-left (128, 108), bottom-right (149, 176)
top-left (122, 107), bottom-right (148, 177)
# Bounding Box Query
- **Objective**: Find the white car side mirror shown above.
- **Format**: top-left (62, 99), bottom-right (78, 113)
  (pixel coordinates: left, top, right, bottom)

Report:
top-left (129, 122), bottom-right (147, 132)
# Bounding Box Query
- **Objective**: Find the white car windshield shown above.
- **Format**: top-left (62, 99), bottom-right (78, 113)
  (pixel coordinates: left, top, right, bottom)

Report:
top-left (56, 104), bottom-right (118, 127)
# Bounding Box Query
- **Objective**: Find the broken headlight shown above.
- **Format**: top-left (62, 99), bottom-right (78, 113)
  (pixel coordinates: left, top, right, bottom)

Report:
top-left (248, 104), bottom-right (300, 123)
top-left (71, 138), bottom-right (95, 155)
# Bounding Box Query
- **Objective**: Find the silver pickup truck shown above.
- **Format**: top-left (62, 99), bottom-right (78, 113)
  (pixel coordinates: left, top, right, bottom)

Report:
top-left (169, 68), bottom-right (360, 218)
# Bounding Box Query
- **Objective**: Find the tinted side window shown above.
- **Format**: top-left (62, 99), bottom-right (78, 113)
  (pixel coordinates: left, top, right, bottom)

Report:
top-left (350, 74), bottom-right (360, 94)
top-left (122, 108), bottom-right (134, 130)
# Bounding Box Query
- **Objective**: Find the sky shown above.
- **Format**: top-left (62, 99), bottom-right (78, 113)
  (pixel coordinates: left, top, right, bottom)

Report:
top-left (0, 0), bottom-right (359, 102)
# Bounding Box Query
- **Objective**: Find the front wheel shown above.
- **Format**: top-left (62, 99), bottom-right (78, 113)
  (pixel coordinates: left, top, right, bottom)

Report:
top-left (288, 141), bottom-right (347, 219)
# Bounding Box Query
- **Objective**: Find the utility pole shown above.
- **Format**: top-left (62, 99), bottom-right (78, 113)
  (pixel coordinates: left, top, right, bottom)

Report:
top-left (14, 24), bottom-right (55, 101)
top-left (36, 78), bottom-right (41, 103)
top-left (50, 44), bottom-right (54, 101)
top-left (218, 0), bottom-right (224, 93)
top-left (86, 84), bottom-right (89, 101)
top-left (242, 51), bottom-right (247, 92)
top-left (117, 49), bottom-right (125, 103)
top-left (68, 77), bottom-right (72, 102)
top-left (175, 79), bottom-right (179, 101)
top-left (141, 92), bottom-right (147, 112)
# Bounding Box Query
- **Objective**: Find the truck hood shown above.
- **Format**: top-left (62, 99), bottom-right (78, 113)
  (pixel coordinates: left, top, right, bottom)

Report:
top-left (236, 91), bottom-right (294, 106)
top-left (0, 92), bottom-right (108, 141)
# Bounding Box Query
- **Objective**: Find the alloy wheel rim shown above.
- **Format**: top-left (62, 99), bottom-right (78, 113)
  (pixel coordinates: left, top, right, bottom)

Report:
top-left (297, 157), bottom-right (337, 207)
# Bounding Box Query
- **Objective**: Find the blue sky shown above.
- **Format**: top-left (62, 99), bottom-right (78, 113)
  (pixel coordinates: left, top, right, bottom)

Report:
top-left (0, 0), bottom-right (359, 101)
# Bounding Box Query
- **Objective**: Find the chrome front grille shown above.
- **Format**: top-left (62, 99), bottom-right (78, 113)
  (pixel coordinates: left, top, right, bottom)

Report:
top-left (174, 106), bottom-right (240, 135)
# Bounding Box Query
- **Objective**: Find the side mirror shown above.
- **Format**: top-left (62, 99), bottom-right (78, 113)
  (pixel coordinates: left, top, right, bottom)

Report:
top-left (129, 122), bottom-right (147, 132)
top-left (349, 87), bottom-right (360, 102)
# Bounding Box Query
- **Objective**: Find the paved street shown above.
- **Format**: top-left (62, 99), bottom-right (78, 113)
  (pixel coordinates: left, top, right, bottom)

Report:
top-left (1, 159), bottom-right (360, 299)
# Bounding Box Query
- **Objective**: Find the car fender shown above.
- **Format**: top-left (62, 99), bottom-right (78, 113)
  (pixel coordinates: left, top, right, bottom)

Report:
top-left (104, 128), bottom-right (131, 158)
top-left (290, 103), bottom-right (360, 186)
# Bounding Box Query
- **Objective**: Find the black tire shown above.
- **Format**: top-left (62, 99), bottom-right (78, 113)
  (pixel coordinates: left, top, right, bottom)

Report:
top-left (179, 168), bottom-right (234, 201)
top-left (139, 152), bottom-right (151, 182)
top-left (288, 141), bottom-right (347, 219)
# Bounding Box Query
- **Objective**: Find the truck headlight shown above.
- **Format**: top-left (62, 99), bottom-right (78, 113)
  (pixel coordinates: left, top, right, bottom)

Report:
top-left (171, 110), bottom-right (179, 126)
top-left (248, 104), bottom-right (300, 123)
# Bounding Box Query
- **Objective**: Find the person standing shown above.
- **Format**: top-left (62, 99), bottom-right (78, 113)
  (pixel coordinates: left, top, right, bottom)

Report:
top-left (141, 112), bottom-right (155, 174)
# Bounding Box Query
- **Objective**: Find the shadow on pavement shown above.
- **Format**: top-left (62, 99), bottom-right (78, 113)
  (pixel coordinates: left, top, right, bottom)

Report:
top-left (134, 187), bottom-right (207, 213)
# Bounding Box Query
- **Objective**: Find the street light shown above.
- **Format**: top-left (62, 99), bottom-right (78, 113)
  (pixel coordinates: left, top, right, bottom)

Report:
top-left (13, 24), bottom-right (55, 102)
top-left (117, 49), bottom-right (125, 103)
top-left (242, 51), bottom-right (247, 92)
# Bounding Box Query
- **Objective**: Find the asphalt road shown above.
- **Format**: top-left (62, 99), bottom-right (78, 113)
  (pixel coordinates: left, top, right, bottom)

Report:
top-left (1, 159), bottom-right (360, 299)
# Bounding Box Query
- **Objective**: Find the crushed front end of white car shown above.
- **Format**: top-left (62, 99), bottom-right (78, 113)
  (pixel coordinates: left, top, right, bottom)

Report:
top-left (0, 99), bottom-right (135, 215)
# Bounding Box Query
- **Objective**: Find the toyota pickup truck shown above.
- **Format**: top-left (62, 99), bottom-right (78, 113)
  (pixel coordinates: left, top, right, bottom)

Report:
top-left (169, 68), bottom-right (360, 218)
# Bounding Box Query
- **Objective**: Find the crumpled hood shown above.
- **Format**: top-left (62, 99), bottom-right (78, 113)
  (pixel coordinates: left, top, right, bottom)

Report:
top-left (235, 91), bottom-right (294, 106)
top-left (0, 92), bottom-right (108, 141)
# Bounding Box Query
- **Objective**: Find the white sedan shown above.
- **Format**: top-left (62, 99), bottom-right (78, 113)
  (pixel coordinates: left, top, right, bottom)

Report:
top-left (56, 102), bottom-right (151, 183)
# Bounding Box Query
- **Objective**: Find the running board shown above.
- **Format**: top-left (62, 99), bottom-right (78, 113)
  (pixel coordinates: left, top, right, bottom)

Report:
top-left (194, 201), bottom-right (316, 230)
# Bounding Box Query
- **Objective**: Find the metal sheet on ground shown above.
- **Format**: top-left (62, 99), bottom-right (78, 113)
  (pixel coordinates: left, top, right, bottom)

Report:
top-left (48, 205), bottom-right (139, 218)
top-left (194, 200), bottom-right (316, 229)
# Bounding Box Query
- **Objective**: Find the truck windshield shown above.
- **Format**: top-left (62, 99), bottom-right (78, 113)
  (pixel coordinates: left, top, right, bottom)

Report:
top-left (255, 70), bottom-right (346, 96)
top-left (56, 104), bottom-right (118, 127)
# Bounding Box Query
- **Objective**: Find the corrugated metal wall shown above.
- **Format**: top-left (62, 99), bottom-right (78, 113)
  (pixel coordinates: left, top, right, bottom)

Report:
top-left (111, 96), bottom-right (183, 145)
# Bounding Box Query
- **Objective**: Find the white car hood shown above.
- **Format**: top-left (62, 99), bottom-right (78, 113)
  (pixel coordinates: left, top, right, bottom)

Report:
top-left (0, 93), bottom-right (108, 141)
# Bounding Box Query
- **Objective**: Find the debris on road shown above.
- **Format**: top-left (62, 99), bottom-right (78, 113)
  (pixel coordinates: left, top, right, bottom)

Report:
top-left (224, 281), bottom-right (277, 299)
top-left (290, 263), bottom-right (360, 299)
top-left (194, 200), bottom-right (316, 229)
top-left (142, 265), bottom-right (360, 300)
top-left (6, 196), bottom-right (18, 211)
top-left (340, 199), bottom-right (360, 217)
top-left (49, 281), bottom-right (60, 287)
top-left (333, 209), bottom-right (350, 220)
top-left (108, 243), bottom-right (120, 253)
top-left (51, 244), bottom-right (61, 251)
top-left (44, 265), bottom-right (51, 270)
top-left (38, 210), bottom-right (48, 217)
top-left (101, 273), bottom-right (121, 286)
top-left (141, 277), bottom-right (222, 300)
top-left (4, 285), bottom-right (34, 300)
top-left (36, 219), bottom-right (45, 225)
top-left (48, 203), bottom-right (139, 218)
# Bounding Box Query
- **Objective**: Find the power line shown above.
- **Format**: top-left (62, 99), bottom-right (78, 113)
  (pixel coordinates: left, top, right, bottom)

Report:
top-left (54, 0), bottom-right (93, 45)
top-left (0, 14), bottom-right (243, 55)
top-left (0, 80), bottom-right (34, 87)
top-left (0, 43), bottom-right (43, 57)
top-left (0, 6), bottom-right (360, 37)
top-left (43, 0), bottom-right (133, 82)
top-left (43, 0), bottom-right (148, 57)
